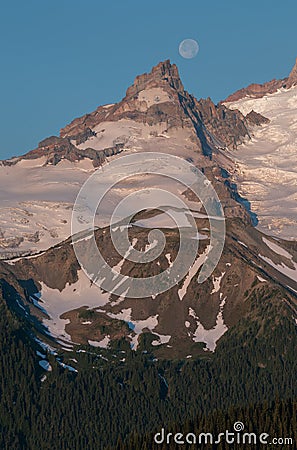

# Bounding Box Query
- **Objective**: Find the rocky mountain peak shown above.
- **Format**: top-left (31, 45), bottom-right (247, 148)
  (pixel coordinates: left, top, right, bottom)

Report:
top-left (225, 56), bottom-right (297, 102)
top-left (6, 60), bottom-right (257, 170)
top-left (286, 57), bottom-right (297, 88)
top-left (125, 60), bottom-right (184, 97)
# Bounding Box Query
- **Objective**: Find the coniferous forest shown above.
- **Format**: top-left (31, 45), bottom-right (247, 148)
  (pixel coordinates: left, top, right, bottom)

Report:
top-left (0, 282), bottom-right (296, 449)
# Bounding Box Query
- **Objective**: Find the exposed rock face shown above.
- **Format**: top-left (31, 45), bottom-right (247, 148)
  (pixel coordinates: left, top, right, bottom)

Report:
top-left (1, 60), bottom-right (297, 359)
top-left (70, 127), bottom-right (97, 145)
top-left (224, 57), bottom-right (297, 102)
top-left (59, 106), bottom-right (115, 139)
top-left (286, 57), bottom-right (297, 88)
top-left (5, 135), bottom-right (124, 167)
top-left (194, 98), bottom-right (250, 149)
top-left (125, 60), bottom-right (184, 96)
top-left (59, 61), bottom-right (189, 136)
top-left (3, 209), bottom-right (297, 358)
top-left (224, 79), bottom-right (285, 102)
top-left (60, 60), bottom-right (252, 154)
top-left (0, 60), bottom-right (264, 238)
top-left (245, 110), bottom-right (270, 126)
top-left (4, 58), bottom-right (296, 169)
top-left (3, 60), bottom-right (258, 169)
top-left (0, 59), bottom-right (276, 259)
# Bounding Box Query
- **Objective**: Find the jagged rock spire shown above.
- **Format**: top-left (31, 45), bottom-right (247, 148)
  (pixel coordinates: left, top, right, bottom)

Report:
top-left (125, 60), bottom-right (185, 97)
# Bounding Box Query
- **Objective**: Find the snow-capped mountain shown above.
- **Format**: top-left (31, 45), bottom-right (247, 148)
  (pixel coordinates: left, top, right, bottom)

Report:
top-left (225, 58), bottom-right (297, 240)
top-left (0, 60), bottom-right (296, 358)
top-left (0, 61), bottom-right (258, 258)
top-left (2, 199), bottom-right (297, 358)
top-left (224, 57), bottom-right (297, 102)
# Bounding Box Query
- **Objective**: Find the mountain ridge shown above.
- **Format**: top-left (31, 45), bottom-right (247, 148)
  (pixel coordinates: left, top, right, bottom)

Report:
top-left (2, 60), bottom-right (268, 168)
top-left (224, 56), bottom-right (297, 102)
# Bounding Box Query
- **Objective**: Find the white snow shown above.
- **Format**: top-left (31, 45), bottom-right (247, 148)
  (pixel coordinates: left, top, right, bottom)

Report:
top-left (34, 337), bottom-right (57, 355)
top-left (39, 360), bottom-right (52, 371)
top-left (77, 118), bottom-right (197, 157)
top-left (211, 272), bottom-right (225, 294)
top-left (112, 238), bottom-right (138, 276)
top-left (130, 334), bottom-right (139, 350)
top-left (144, 239), bottom-right (158, 252)
top-left (16, 298), bottom-right (27, 313)
top-left (134, 210), bottom-right (194, 229)
top-left (259, 254), bottom-right (297, 282)
top-left (262, 237), bottom-right (293, 259)
top-left (257, 275), bottom-right (267, 282)
top-left (226, 85), bottom-right (297, 240)
top-left (258, 234), bottom-right (297, 282)
top-left (189, 297), bottom-right (228, 351)
top-left (0, 134), bottom-right (205, 258)
top-left (37, 270), bottom-right (111, 340)
top-left (188, 307), bottom-right (198, 319)
top-left (105, 307), bottom-right (132, 322)
top-left (151, 333), bottom-right (171, 346)
top-left (106, 308), bottom-right (161, 349)
top-left (88, 336), bottom-right (110, 349)
top-left (110, 309), bottom-right (159, 335)
top-left (178, 245), bottom-right (210, 301)
top-left (190, 232), bottom-right (209, 240)
top-left (58, 362), bottom-right (78, 373)
top-left (136, 88), bottom-right (174, 110)
top-left (5, 251), bottom-right (46, 264)
top-left (0, 157), bottom-right (94, 257)
top-left (165, 253), bottom-right (173, 268)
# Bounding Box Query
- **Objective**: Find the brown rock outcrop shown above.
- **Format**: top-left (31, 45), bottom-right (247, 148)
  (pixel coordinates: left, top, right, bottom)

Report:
top-left (60, 60), bottom-right (251, 154)
top-left (224, 56), bottom-right (297, 102)
top-left (4, 60), bottom-right (260, 166)
top-left (245, 110), bottom-right (270, 126)
top-left (286, 57), bottom-right (297, 88)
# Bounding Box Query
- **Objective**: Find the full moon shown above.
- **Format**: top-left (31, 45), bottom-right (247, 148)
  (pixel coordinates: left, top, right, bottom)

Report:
top-left (179, 39), bottom-right (199, 59)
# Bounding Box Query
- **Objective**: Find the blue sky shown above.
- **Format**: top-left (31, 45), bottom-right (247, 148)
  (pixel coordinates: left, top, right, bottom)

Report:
top-left (0, 0), bottom-right (297, 159)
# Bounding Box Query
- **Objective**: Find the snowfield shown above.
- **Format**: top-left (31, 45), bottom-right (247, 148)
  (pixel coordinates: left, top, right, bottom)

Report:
top-left (0, 119), bottom-right (202, 258)
top-left (0, 158), bottom-right (94, 257)
top-left (225, 85), bottom-right (297, 240)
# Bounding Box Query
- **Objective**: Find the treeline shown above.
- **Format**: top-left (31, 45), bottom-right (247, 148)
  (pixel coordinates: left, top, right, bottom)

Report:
top-left (113, 399), bottom-right (297, 449)
top-left (0, 286), bottom-right (296, 449)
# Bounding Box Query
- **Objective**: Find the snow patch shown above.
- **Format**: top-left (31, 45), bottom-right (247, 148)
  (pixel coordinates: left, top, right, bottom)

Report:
top-left (178, 246), bottom-right (210, 301)
top-left (37, 271), bottom-right (111, 341)
top-left (259, 254), bottom-right (297, 282)
top-left (227, 85), bottom-right (297, 240)
top-left (257, 275), bottom-right (267, 282)
top-left (151, 333), bottom-right (171, 346)
top-left (39, 360), bottom-right (52, 371)
top-left (165, 253), bottom-right (173, 268)
top-left (190, 297), bottom-right (228, 351)
top-left (89, 336), bottom-right (110, 349)
top-left (211, 272), bottom-right (225, 294)
top-left (262, 237), bottom-right (293, 259)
